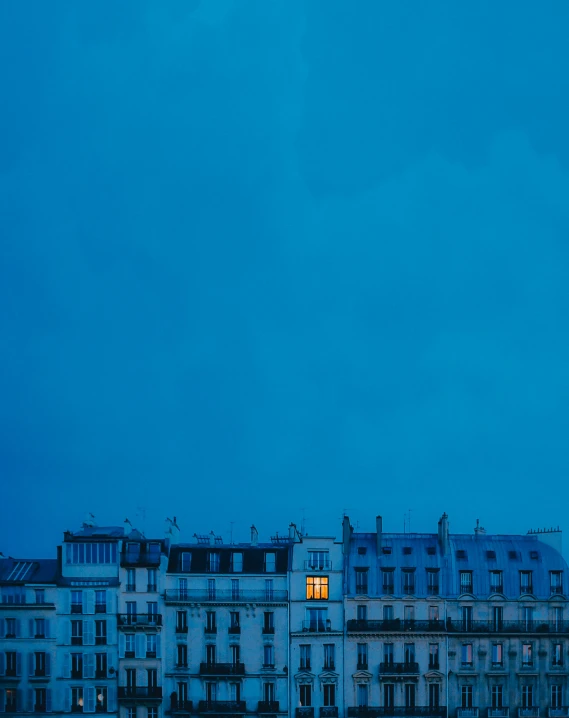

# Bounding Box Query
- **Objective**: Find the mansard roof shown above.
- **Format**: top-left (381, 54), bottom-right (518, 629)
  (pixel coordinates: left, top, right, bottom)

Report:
top-left (167, 544), bottom-right (289, 574)
top-left (0, 558), bottom-right (58, 584)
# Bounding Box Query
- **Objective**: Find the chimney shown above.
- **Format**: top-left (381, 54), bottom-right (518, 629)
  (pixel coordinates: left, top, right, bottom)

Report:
top-left (342, 515), bottom-right (352, 554)
top-left (438, 513), bottom-right (450, 554)
top-left (251, 525), bottom-right (258, 546)
top-left (474, 519), bottom-right (486, 536)
top-left (289, 523), bottom-right (299, 542)
top-left (528, 527), bottom-right (563, 555)
top-left (376, 515), bottom-right (383, 554)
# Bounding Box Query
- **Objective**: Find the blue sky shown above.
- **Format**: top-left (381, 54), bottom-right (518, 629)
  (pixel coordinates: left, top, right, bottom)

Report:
top-left (1, 1), bottom-right (569, 557)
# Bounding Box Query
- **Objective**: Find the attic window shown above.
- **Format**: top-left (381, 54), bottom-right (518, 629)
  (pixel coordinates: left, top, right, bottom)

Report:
top-left (530, 551), bottom-right (539, 560)
top-left (426, 546), bottom-right (436, 555)
top-left (357, 547), bottom-right (367, 555)
top-left (403, 547), bottom-right (412, 555)
top-left (456, 550), bottom-right (467, 560)
top-left (382, 547), bottom-right (392, 555)
top-left (508, 551), bottom-right (520, 560)
top-left (486, 551), bottom-right (496, 560)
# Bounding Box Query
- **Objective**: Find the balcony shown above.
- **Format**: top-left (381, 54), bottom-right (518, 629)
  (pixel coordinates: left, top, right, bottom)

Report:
top-left (302, 619), bottom-right (333, 632)
top-left (165, 589), bottom-right (288, 603)
top-left (296, 709), bottom-right (315, 718)
top-left (304, 560), bottom-right (332, 570)
top-left (488, 710), bottom-right (509, 718)
top-left (263, 626), bottom-right (275, 635)
top-left (448, 620), bottom-right (569, 634)
top-left (347, 709), bottom-right (446, 717)
top-left (118, 687), bottom-right (163, 701)
top-left (457, 710), bottom-right (479, 718)
top-left (228, 626), bottom-right (241, 635)
top-left (347, 619), bottom-right (445, 633)
top-left (379, 662), bottom-right (420, 675)
top-left (199, 662), bottom-right (245, 676)
top-left (551, 586), bottom-right (564, 595)
top-left (197, 701), bottom-right (246, 714)
top-left (176, 625), bottom-right (188, 634)
top-left (258, 702), bottom-right (280, 713)
top-left (320, 709), bottom-right (339, 717)
top-left (168, 700), bottom-right (194, 714)
top-left (117, 613), bottom-right (162, 629)
top-left (120, 551), bottom-right (161, 567)
top-left (548, 710), bottom-right (569, 718)
top-left (518, 711), bottom-right (539, 718)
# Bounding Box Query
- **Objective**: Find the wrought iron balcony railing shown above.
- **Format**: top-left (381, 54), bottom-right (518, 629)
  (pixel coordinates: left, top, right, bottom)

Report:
top-left (302, 619), bottom-right (333, 632)
top-left (304, 560), bottom-right (333, 570)
top-left (199, 662), bottom-right (245, 676)
top-left (197, 701), bottom-right (246, 714)
top-left (320, 709), bottom-right (339, 717)
top-left (488, 710), bottom-right (509, 718)
top-left (120, 552), bottom-right (162, 567)
top-left (258, 702), bottom-right (280, 713)
top-left (457, 710), bottom-right (479, 718)
top-left (117, 613), bottom-right (162, 628)
top-left (347, 709), bottom-right (446, 717)
top-left (296, 709), bottom-right (315, 718)
top-left (379, 662), bottom-right (420, 675)
top-left (168, 701), bottom-right (193, 714)
top-left (118, 687), bottom-right (163, 700)
top-left (348, 619), bottom-right (446, 633)
top-left (165, 589), bottom-right (287, 603)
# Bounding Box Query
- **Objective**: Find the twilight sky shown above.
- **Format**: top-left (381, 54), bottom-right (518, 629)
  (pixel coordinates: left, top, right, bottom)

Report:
top-left (1, 1), bottom-right (569, 558)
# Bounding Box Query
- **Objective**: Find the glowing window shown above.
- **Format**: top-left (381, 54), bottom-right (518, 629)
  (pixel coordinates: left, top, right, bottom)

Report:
top-left (306, 576), bottom-right (329, 600)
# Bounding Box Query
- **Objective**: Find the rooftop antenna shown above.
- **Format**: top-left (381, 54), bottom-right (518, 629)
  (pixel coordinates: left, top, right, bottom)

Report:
top-left (136, 507), bottom-right (147, 536)
top-left (229, 521), bottom-right (235, 545)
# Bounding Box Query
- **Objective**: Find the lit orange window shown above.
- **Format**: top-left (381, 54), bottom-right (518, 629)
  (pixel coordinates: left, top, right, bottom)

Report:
top-left (306, 576), bottom-right (329, 600)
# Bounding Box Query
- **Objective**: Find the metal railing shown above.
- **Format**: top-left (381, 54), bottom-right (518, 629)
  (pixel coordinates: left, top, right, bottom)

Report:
top-left (548, 709), bottom-right (569, 718)
top-left (197, 701), bottom-right (246, 714)
top-left (488, 710), bottom-right (509, 718)
top-left (296, 709), bottom-right (315, 718)
top-left (302, 620), bottom-right (333, 632)
top-left (457, 710), bottom-right (479, 718)
top-left (347, 709), bottom-right (446, 717)
top-left (117, 613), bottom-right (162, 627)
top-left (379, 662), bottom-right (419, 675)
top-left (348, 619), bottom-right (446, 633)
top-left (118, 688), bottom-right (162, 700)
top-left (120, 552), bottom-right (161, 567)
top-left (258, 702), bottom-right (280, 713)
top-left (518, 710), bottom-right (539, 718)
top-left (348, 619), bottom-right (569, 634)
top-left (165, 589), bottom-right (287, 603)
top-left (168, 701), bottom-right (193, 714)
top-left (304, 560), bottom-right (332, 570)
top-left (320, 709), bottom-right (339, 717)
top-left (199, 662), bottom-right (245, 676)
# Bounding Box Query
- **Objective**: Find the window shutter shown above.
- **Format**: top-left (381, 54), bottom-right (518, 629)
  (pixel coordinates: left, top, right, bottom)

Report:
top-left (62, 653), bottom-right (70, 679)
top-left (16, 689), bottom-right (23, 712)
top-left (156, 635), bottom-right (161, 659)
top-left (135, 634), bottom-right (145, 659)
top-left (27, 689), bottom-right (34, 713)
top-left (15, 620), bottom-right (21, 638)
top-left (64, 620), bottom-right (71, 645)
top-left (0, 653), bottom-right (4, 676)
top-left (66, 591), bottom-right (71, 614)
top-left (29, 620), bottom-right (35, 639)
top-left (85, 653), bottom-right (95, 679)
top-left (0, 689), bottom-right (4, 713)
top-left (0, 620), bottom-right (4, 638)
top-left (45, 620), bottom-right (51, 639)
top-left (28, 653), bottom-right (34, 677)
top-left (85, 686), bottom-right (95, 713)
top-left (82, 592), bottom-right (87, 613)
top-left (86, 591), bottom-right (95, 615)
top-left (45, 653), bottom-right (51, 677)
top-left (107, 620), bottom-right (116, 647)
top-left (61, 686), bottom-right (71, 713)
top-left (16, 653), bottom-right (22, 677)
top-left (46, 689), bottom-right (52, 713)
top-left (107, 687), bottom-right (116, 713)
top-left (118, 634), bottom-right (126, 659)
top-left (84, 620), bottom-right (95, 646)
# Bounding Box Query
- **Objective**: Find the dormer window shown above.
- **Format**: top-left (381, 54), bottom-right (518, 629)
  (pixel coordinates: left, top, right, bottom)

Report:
top-left (382, 546), bottom-right (392, 555)
top-left (456, 550), bottom-right (467, 560)
top-left (486, 551), bottom-right (496, 560)
top-left (551, 571), bottom-right (563, 595)
top-left (181, 552), bottom-right (191, 572)
top-left (426, 546), bottom-right (436, 555)
top-left (508, 550), bottom-right (520, 561)
top-left (231, 552), bottom-right (243, 573)
top-left (264, 552), bottom-right (276, 573)
top-left (459, 571), bottom-right (473, 594)
top-left (403, 547), bottom-right (412, 555)
top-left (207, 552), bottom-right (220, 573)
top-left (520, 571), bottom-right (533, 595)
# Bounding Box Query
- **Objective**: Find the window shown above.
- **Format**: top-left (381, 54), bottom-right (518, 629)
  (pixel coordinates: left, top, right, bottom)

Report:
top-left (521, 685), bottom-right (534, 708)
top-left (206, 611), bottom-right (216, 633)
top-left (492, 643), bottom-right (503, 666)
top-left (383, 643), bottom-right (394, 665)
top-left (147, 569), bottom-right (157, 592)
top-left (553, 642), bottom-right (563, 666)
top-left (522, 643), bottom-right (533, 667)
top-left (357, 605), bottom-right (367, 621)
top-left (493, 606), bottom-right (503, 630)
top-left (306, 576), bottom-right (329, 600)
top-left (147, 602), bottom-right (158, 621)
top-left (426, 546), bottom-right (436, 555)
top-left (404, 605), bottom-right (415, 626)
top-left (308, 551), bottom-right (329, 569)
top-left (95, 687), bottom-right (107, 713)
top-left (34, 651), bottom-right (47, 677)
top-left (551, 571), bottom-right (563, 594)
top-left (207, 552), bottom-right (220, 573)
top-left (229, 611), bottom-right (240, 633)
top-left (35, 618), bottom-right (46, 638)
top-left (231, 552), bottom-right (243, 572)
top-left (355, 569), bottom-right (369, 594)
top-left (382, 546), bottom-right (392, 555)
top-left (229, 682), bottom-right (240, 702)
top-left (208, 579), bottom-right (216, 600)
top-left (530, 550), bottom-right (539, 560)
top-left (461, 606), bottom-right (473, 630)
top-left (66, 542), bottom-right (117, 564)
top-left (456, 550), bottom-right (467, 560)
top-left (5, 690), bottom-right (17, 712)
top-left (357, 643), bottom-right (368, 669)
top-left (34, 688), bottom-right (47, 713)
top-left (306, 608), bottom-right (328, 631)
top-left (402, 570), bottom-right (415, 594)
top-left (384, 684), bottom-right (395, 708)
top-left (71, 653), bottom-right (83, 679)
top-left (459, 571), bottom-right (473, 594)
top-left (178, 576), bottom-right (188, 599)
top-left (404, 684), bottom-right (416, 708)
top-left (300, 644), bottom-right (311, 670)
top-left (300, 684), bottom-right (312, 708)
top-left (95, 620), bottom-right (107, 645)
top-left (323, 684), bottom-right (336, 707)
top-left (461, 643), bottom-right (473, 666)
top-left (146, 634), bottom-right (157, 657)
top-left (429, 684), bottom-right (440, 708)
top-left (429, 643), bottom-right (439, 669)
top-left (71, 620), bottom-right (83, 645)
top-left (177, 643), bottom-right (188, 667)
top-left (95, 590), bottom-right (106, 613)
top-left (71, 591), bottom-right (83, 613)
top-left (427, 570), bottom-right (439, 595)
top-left (264, 552), bottom-right (276, 573)
top-left (176, 611), bottom-right (187, 632)
top-left (520, 571), bottom-right (533, 594)
top-left (324, 644), bottom-right (335, 669)
top-left (125, 634), bottom-right (135, 657)
top-left (263, 683), bottom-right (275, 703)
top-left (357, 684), bottom-right (368, 708)
top-left (491, 686), bottom-right (503, 709)
top-left (382, 569), bottom-right (394, 594)
top-left (35, 589), bottom-right (45, 605)
top-left (5, 652), bottom-right (18, 677)
top-left (487, 550), bottom-right (496, 560)
top-left (1, 586), bottom-right (25, 604)
top-left (231, 579), bottom-right (240, 600)
top-left (71, 687), bottom-right (84, 713)
top-left (206, 683), bottom-right (216, 702)
top-left (126, 569), bottom-right (136, 592)
top-left (554, 606), bottom-right (564, 628)
top-left (263, 612), bottom-right (274, 634)
top-left (95, 652), bottom-right (107, 678)
top-left (181, 552), bottom-right (191, 572)
top-left (263, 644), bottom-right (274, 667)
top-left (403, 546), bottom-right (412, 555)
top-left (148, 707), bottom-right (158, 718)
top-left (265, 579), bottom-right (274, 600)
top-left (206, 644), bottom-right (216, 664)
top-left (126, 601), bottom-right (137, 621)
top-left (461, 686), bottom-right (473, 709)
top-left (508, 550), bottom-right (519, 561)
top-left (552, 685), bottom-right (563, 709)
top-left (383, 605), bottom-right (394, 621)
top-left (404, 643), bottom-right (415, 664)
top-left (429, 605), bottom-right (440, 623)
top-left (523, 606), bottom-right (534, 630)
top-left (490, 571), bottom-right (503, 593)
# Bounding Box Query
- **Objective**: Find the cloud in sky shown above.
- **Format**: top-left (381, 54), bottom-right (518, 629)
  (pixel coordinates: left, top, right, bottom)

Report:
top-left (1, 1), bottom-right (568, 555)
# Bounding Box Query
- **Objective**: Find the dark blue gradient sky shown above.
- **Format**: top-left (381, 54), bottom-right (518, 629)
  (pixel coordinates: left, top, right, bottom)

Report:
top-left (2, 1), bottom-right (569, 557)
